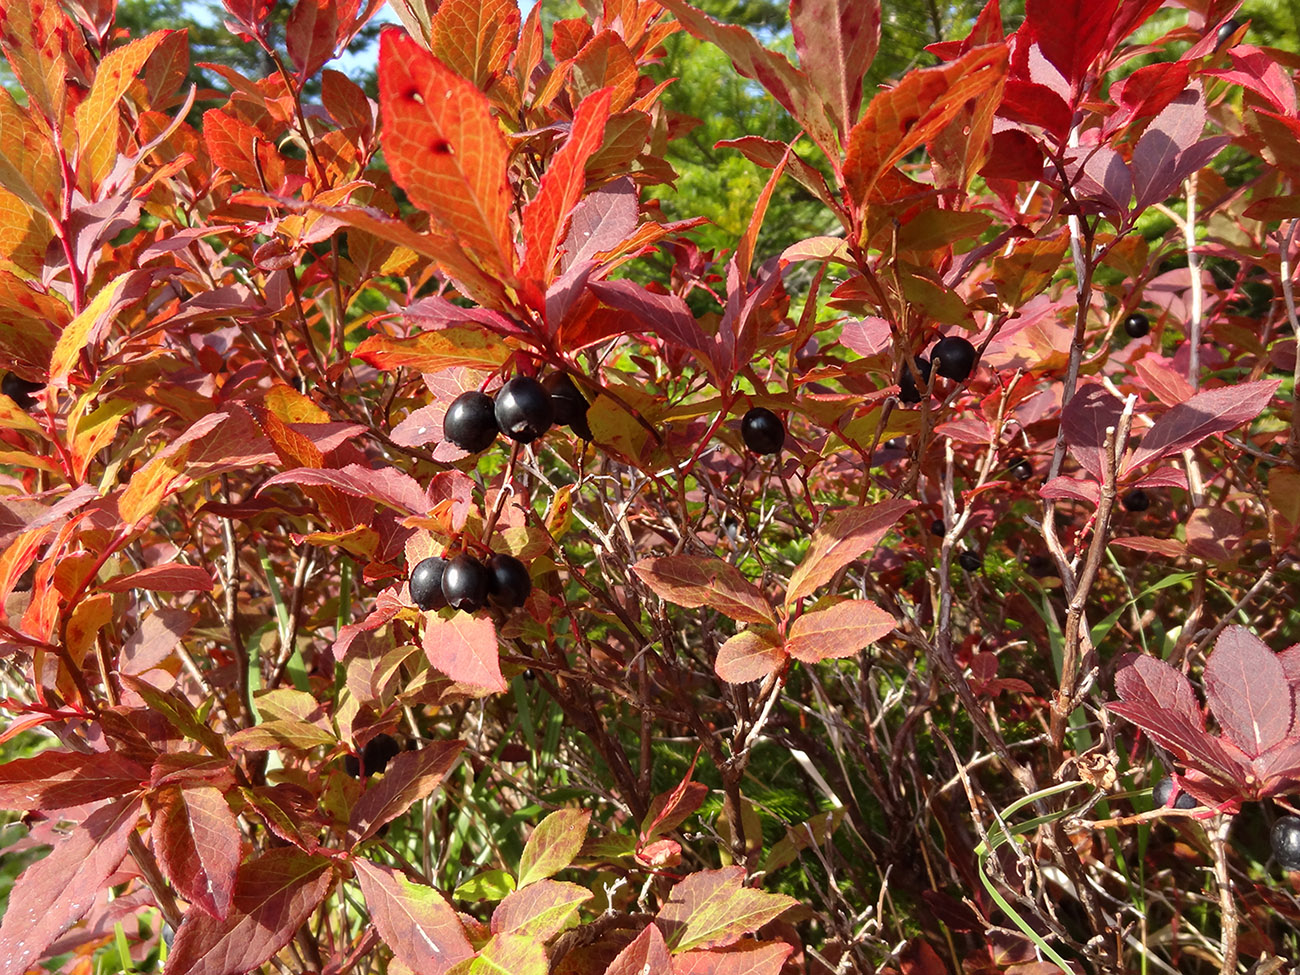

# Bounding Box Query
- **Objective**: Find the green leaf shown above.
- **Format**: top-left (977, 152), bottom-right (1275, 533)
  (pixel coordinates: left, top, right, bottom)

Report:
top-left (454, 869), bottom-right (516, 903)
top-left (517, 808), bottom-right (591, 887)
top-left (656, 867), bottom-right (797, 952)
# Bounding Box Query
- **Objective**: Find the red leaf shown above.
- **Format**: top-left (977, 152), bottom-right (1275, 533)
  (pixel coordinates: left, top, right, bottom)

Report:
top-left (378, 29), bottom-right (514, 278)
top-left (844, 44), bottom-right (1007, 207)
top-left (202, 109), bottom-right (271, 189)
top-left (998, 80), bottom-right (1072, 140)
top-left (789, 0), bottom-right (880, 137)
top-left (522, 88), bottom-right (614, 285)
top-left (633, 556), bottom-right (775, 624)
top-left (1022, 0), bottom-right (1119, 91)
top-left (1203, 626), bottom-right (1293, 759)
top-left (785, 599), bottom-right (895, 663)
top-left (1108, 61), bottom-right (1190, 134)
top-left (422, 611), bottom-right (506, 692)
top-left (0, 749), bottom-right (146, 810)
top-left (1037, 476), bottom-right (1099, 506)
top-left (641, 760), bottom-right (708, 846)
top-left (286, 0), bottom-right (338, 80)
top-left (715, 628), bottom-right (786, 684)
top-left (347, 740), bottom-right (465, 846)
top-left (587, 279), bottom-right (717, 372)
top-left (101, 562), bottom-right (215, 593)
top-left (353, 859), bottom-right (474, 974)
top-left (786, 500), bottom-right (915, 604)
top-left (1132, 87), bottom-right (1218, 210)
top-left (163, 849), bottom-right (334, 975)
top-left (656, 867), bottom-right (796, 951)
top-left (151, 783), bottom-right (240, 920)
top-left (260, 463), bottom-right (432, 516)
top-left (0, 795), bottom-right (142, 975)
top-left (1204, 48), bottom-right (1297, 117)
top-left (1122, 380), bottom-right (1280, 473)
top-left (603, 924), bottom-right (672, 975)
top-left (1109, 654), bottom-right (1246, 782)
top-left (671, 942), bottom-right (794, 975)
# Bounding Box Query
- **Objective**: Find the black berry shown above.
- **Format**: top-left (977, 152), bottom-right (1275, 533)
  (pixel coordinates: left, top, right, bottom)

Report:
top-left (542, 372), bottom-right (592, 440)
top-left (1010, 458), bottom-right (1033, 481)
top-left (345, 733), bottom-right (402, 778)
top-left (958, 550), bottom-right (983, 572)
top-left (486, 553), bottom-right (531, 610)
top-left (1123, 313), bottom-right (1150, 339)
top-left (1214, 18), bottom-right (1241, 50)
top-left (1025, 554), bottom-right (1055, 578)
top-left (495, 377), bottom-right (553, 443)
top-left (1152, 776), bottom-right (1197, 810)
top-left (2, 373), bottom-right (42, 411)
top-left (522, 668), bottom-right (536, 681)
top-left (1122, 488), bottom-right (1150, 512)
top-left (444, 391), bottom-right (499, 452)
top-left (441, 554), bottom-right (490, 612)
top-left (931, 336), bottom-right (978, 382)
top-left (898, 356), bottom-right (931, 404)
top-left (409, 556), bottom-right (448, 611)
top-left (1272, 815), bottom-right (1300, 870)
top-left (740, 407), bottom-right (784, 455)
top-left (930, 519), bottom-right (946, 537)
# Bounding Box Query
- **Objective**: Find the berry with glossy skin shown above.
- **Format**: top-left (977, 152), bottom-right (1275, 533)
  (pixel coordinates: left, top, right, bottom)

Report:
top-left (1124, 313), bottom-right (1150, 339)
top-left (345, 733), bottom-right (402, 778)
top-left (932, 336), bottom-right (978, 382)
top-left (409, 557), bottom-right (448, 611)
top-left (1152, 776), bottom-right (1197, 810)
top-left (898, 356), bottom-right (932, 404)
top-left (441, 554), bottom-right (490, 612)
top-left (486, 553), bottom-right (532, 610)
top-left (1215, 18), bottom-right (1241, 50)
top-left (543, 372), bottom-right (592, 440)
top-left (1123, 488), bottom-right (1150, 512)
top-left (740, 407), bottom-right (785, 455)
top-left (495, 377), bottom-right (554, 443)
top-left (1010, 459), bottom-right (1033, 482)
top-left (958, 550), bottom-right (983, 572)
top-left (930, 519), bottom-right (946, 537)
top-left (444, 391), bottom-right (499, 452)
top-left (2, 373), bottom-right (42, 411)
top-left (1273, 816), bottom-right (1300, 870)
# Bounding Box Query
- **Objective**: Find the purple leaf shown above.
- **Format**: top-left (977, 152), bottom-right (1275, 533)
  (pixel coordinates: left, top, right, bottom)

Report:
top-left (1038, 475), bottom-right (1100, 506)
top-left (559, 176), bottom-right (638, 271)
top-left (1060, 383), bottom-right (1123, 480)
top-left (1131, 87), bottom-right (1229, 210)
top-left (259, 463), bottom-right (432, 516)
top-left (587, 279), bottom-right (716, 366)
top-left (1122, 380), bottom-right (1280, 472)
top-left (1203, 626), bottom-right (1293, 758)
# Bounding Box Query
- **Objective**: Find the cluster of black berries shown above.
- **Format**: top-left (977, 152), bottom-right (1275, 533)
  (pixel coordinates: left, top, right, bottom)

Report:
top-left (898, 335), bottom-right (978, 404)
top-left (409, 552), bottom-right (532, 615)
top-left (444, 374), bottom-right (591, 452)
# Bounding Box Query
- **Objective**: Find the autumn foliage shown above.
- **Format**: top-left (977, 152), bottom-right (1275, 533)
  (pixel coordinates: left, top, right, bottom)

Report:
top-left (0, 0), bottom-right (1298, 971)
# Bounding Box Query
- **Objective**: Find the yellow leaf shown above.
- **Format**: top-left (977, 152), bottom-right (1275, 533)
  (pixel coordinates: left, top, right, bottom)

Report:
top-left (119, 444), bottom-right (189, 528)
top-left (74, 32), bottom-right (168, 191)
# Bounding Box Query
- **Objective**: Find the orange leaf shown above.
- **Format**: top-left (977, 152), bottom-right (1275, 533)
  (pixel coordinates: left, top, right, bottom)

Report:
top-left (74, 31), bottom-right (167, 191)
top-left (786, 599), bottom-right (896, 664)
top-left (521, 87), bottom-right (613, 285)
top-left (715, 628), bottom-right (786, 684)
top-left (571, 31), bottom-right (637, 111)
top-left (843, 43), bottom-right (1006, 210)
top-left (379, 28), bottom-right (515, 279)
top-left (429, 0), bottom-right (520, 90)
